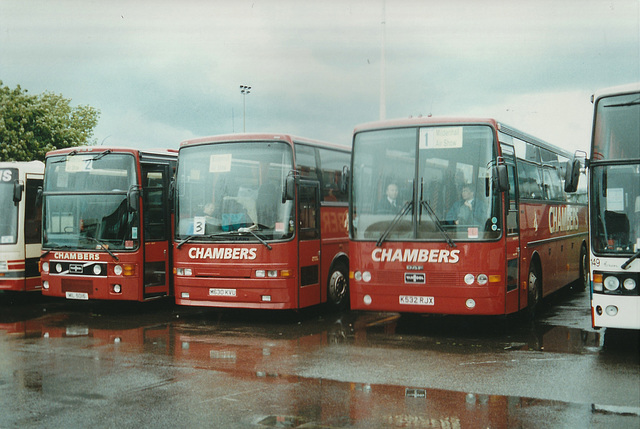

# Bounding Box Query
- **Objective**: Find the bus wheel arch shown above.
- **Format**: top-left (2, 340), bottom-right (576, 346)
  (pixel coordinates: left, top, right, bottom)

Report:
top-left (578, 242), bottom-right (589, 291)
top-left (527, 254), bottom-right (542, 315)
top-left (327, 255), bottom-right (349, 310)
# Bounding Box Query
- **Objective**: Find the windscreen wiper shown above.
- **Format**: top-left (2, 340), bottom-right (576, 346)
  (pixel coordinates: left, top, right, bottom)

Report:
top-left (419, 200), bottom-right (456, 248)
top-left (604, 97), bottom-right (640, 108)
top-left (85, 236), bottom-right (119, 261)
top-left (376, 200), bottom-right (413, 247)
top-left (177, 229), bottom-right (272, 250)
top-left (41, 244), bottom-right (75, 258)
top-left (90, 149), bottom-right (112, 161)
top-left (49, 150), bottom-right (78, 164)
top-left (176, 234), bottom-right (206, 249)
top-left (238, 225), bottom-right (272, 250)
top-left (418, 178), bottom-right (455, 247)
top-left (621, 249), bottom-right (640, 270)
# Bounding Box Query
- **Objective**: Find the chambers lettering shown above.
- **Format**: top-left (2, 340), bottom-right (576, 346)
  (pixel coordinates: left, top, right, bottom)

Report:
top-left (371, 248), bottom-right (460, 264)
top-left (188, 247), bottom-right (258, 260)
top-left (52, 252), bottom-right (100, 261)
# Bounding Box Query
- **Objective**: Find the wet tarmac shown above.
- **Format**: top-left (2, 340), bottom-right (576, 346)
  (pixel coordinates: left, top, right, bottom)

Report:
top-left (0, 287), bottom-right (638, 428)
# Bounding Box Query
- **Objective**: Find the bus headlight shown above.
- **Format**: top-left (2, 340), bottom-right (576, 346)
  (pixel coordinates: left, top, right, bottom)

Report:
top-left (176, 268), bottom-right (192, 276)
top-left (477, 274), bottom-right (488, 285)
top-left (112, 284), bottom-right (122, 293)
top-left (41, 262), bottom-right (49, 273)
top-left (362, 271), bottom-right (372, 282)
top-left (603, 276), bottom-right (620, 291)
top-left (93, 265), bottom-right (102, 275)
top-left (623, 278), bottom-right (636, 291)
top-left (354, 271), bottom-right (362, 281)
top-left (42, 280), bottom-right (49, 289)
top-left (464, 274), bottom-right (475, 285)
top-left (56, 263), bottom-right (63, 273)
top-left (114, 265), bottom-right (123, 276)
top-left (255, 270), bottom-right (282, 278)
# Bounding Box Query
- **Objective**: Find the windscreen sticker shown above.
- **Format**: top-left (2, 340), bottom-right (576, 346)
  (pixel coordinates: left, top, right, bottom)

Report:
top-left (419, 127), bottom-right (463, 149)
top-left (193, 216), bottom-right (206, 235)
top-left (65, 156), bottom-right (92, 172)
top-left (209, 154), bottom-right (232, 173)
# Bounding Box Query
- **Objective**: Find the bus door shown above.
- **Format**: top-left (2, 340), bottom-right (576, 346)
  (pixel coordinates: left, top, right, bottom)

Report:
top-left (502, 146), bottom-right (521, 312)
top-left (24, 172), bottom-right (43, 289)
top-left (141, 163), bottom-right (171, 299)
top-left (297, 180), bottom-right (321, 308)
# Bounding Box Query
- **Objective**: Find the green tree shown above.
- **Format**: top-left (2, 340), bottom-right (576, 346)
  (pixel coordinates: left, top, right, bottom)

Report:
top-left (0, 80), bottom-right (100, 161)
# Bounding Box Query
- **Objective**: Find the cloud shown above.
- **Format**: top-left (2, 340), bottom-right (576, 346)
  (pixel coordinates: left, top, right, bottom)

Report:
top-left (0, 0), bottom-right (638, 152)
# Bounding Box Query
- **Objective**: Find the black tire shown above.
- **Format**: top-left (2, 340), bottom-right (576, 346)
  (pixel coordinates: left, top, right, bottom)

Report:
top-left (578, 244), bottom-right (589, 291)
top-left (527, 262), bottom-right (542, 318)
top-left (327, 262), bottom-right (349, 310)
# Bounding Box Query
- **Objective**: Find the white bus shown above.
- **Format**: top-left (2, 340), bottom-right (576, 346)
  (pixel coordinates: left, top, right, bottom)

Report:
top-left (0, 161), bottom-right (44, 292)
top-left (589, 83), bottom-right (640, 330)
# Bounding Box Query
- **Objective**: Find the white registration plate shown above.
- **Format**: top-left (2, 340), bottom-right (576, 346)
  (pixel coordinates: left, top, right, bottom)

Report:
top-left (65, 291), bottom-right (89, 300)
top-left (399, 295), bottom-right (434, 306)
top-left (209, 288), bottom-right (236, 297)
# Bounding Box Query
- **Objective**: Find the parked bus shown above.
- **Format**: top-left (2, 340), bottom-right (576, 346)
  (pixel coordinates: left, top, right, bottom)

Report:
top-left (588, 83), bottom-right (640, 330)
top-left (174, 133), bottom-right (350, 309)
top-left (40, 147), bottom-right (177, 301)
top-left (0, 161), bottom-right (44, 292)
top-left (349, 117), bottom-right (587, 316)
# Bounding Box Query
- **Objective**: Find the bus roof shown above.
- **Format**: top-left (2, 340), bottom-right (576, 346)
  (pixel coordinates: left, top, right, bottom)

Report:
top-left (353, 116), bottom-right (501, 133)
top-left (0, 160), bottom-right (45, 174)
top-left (353, 116), bottom-right (572, 158)
top-left (592, 82), bottom-right (640, 103)
top-left (180, 133), bottom-right (350, 152)
top-left (45, 146), bottom-right (177, 158)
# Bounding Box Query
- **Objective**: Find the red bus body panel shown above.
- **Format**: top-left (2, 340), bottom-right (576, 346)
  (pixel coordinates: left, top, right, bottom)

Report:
top-left (350, 241), bottom-right (508, 315)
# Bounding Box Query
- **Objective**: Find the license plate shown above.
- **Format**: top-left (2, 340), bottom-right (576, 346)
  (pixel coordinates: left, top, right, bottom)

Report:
top-left (209, 288), bottom-right (236, 297)
top-left (66, 326), bottom-right (89, 336)
top-left (399, 295), bottom-right (434, 305)
top-left (65, 291), bottom-right (89, 300)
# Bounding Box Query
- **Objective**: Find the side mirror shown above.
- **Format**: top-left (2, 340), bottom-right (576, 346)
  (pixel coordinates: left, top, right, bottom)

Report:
top-left (127, 187), bottom-right (141, 212)
top-left (168, 180), bottom-right (175, 204)
top-left (282, 175), bottom-right (296, 203)
top-left (340, 165), bottom-right (350, 194)
top-left (492, 165), bottom-right (509, 193)
top-left (564, 159), bottom-right (581, 193)
top-left (36, 187), bottom-right (43, 207)
top-left (13, 180), bottom-right (24, 204)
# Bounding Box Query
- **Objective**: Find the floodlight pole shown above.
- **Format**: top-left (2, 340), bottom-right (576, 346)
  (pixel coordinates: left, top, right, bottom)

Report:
top-left (240, 85), bottom-right (251, 132)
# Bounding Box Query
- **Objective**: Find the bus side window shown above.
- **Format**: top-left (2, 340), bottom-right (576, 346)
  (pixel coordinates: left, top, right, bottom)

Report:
top-left (518, 162), bottom-right (544, 200)
top-left (299, 184), bottom-right (319, 240)
top-left (144, 170), bottom-right (167, 241)
top-left (24, 178), bottom-right (43, 244)
top-left (542, 167), bottom-right (563, 201)
top-left (317, 148), bottom-right (349, 203)
top-left (507, 166), bottom-right (518, 234)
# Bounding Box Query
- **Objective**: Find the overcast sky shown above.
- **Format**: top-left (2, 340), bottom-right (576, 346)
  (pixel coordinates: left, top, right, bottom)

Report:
top-left (1, 0), bottom-right (639, 153)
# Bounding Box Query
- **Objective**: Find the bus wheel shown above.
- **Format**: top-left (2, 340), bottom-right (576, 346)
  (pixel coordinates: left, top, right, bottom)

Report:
top-left (327, 262), bottom-right (349, 310)
top-left (578, 244), bottom-right (589, 291)
top-left (527, 263), bottom-right (541, 317)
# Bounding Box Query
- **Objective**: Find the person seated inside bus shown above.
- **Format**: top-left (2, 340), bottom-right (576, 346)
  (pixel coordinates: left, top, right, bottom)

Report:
top-left (377, 183), bottom-right (400, 214)
top-left (446, 183), bottom-right (486, 226)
